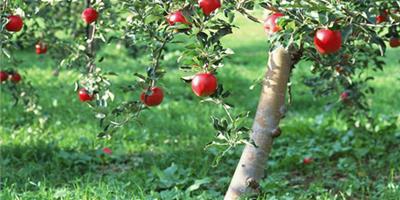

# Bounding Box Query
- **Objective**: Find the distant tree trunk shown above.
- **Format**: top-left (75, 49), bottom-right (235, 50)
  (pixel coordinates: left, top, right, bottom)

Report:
top-left (224, 47), bottom-right (293, 199)
top-left (85, 0), bottom-right (95, 73)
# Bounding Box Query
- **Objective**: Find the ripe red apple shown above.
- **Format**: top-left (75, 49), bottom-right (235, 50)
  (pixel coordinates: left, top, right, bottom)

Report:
top-left (140, 87), bottom-right (164, 106)
top-left (167, 11), bottom-right (190, 26)
top-left (79, 88), bottom-right (94, 102)
top-left (376, 15), bottom-right (386, 24)
top-left (191, 73), bottom-right (218, 97)
top-left (264, 12), bottom-right (284, 34)
top-left (314, 29), bottom-right (342, 54)
top-left (198, 0), bottom-right (221, 16)
top-left (389, 37), bottom-right (400, 48)
top-left (0, 71), bottom-right (8, 82)
top-left (10, 72), bottom-right (21, 83)
top-left (82, 8), bottom-right (98, 24)
top-left (376, 10), bottom-right (388, 24)
top-left (35, 43), bottom-right (47, 54)
top-left (340, 91), bottom-right (349, 101)
top-left (102, 147), bottom-right (112, 155)
top-left (303, 157), bottom-right (313, 165)
top-left (5, 15), bottom-right (23, 32)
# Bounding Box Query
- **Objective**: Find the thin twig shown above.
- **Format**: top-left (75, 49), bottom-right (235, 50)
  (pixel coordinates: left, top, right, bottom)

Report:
top-left (223, 104), bottom-right (234, 123)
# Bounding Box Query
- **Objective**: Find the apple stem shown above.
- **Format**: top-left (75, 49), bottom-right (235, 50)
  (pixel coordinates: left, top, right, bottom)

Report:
top-left (203, 64), bottom-right (209, 73)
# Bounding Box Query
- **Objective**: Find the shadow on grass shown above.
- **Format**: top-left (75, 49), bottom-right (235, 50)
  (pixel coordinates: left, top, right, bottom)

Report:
top-left (0, 140), bottom-right (232, 194)
top-left (1, 112), bottom-right (399, 199)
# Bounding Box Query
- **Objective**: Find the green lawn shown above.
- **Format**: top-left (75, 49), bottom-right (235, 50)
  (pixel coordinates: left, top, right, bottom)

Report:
top-left (1, 13), bottom-right (400, 200)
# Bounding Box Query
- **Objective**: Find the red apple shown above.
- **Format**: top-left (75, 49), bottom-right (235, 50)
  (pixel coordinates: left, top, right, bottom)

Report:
top-left (167, 11), bottom-right (190, 26)
top-left (198, 0), bottom-right (221, 16)
top-left (102, 147), bottom-right (112, 155)
top-left (10, 72), bottom-right (21, 83)
top-left (376, 10), bottom-right (388, 24)
top-left (82, 8), bottom-right (98, 24)
top-left (5, 15), bottom-right (23, 32)
top-left (303, 157), bottom-right (313, 165)
top-left (35, 43), bottom-right (47, 54)
top-left (191, 73), bottom-right (218, 97)
top-left (0, 71), bottom-right (8, 82)
top-left (79, 88), bottom-right (94, 102)
top-left (389, 37), bottom-right (400, 48)
top-left (340, 91), bottom-right (349, 101)
top-left (140, 87), bottom-right (164, 106)
top-left (376, 15), bottom-right (386, 24)
top-left (264, 12), bottom-right (284, 34)
top-left (314, 29), bottom-right (342, 54)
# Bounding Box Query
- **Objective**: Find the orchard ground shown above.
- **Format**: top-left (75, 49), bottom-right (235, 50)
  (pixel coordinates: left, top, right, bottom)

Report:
top-left (1, 13), bottom-right (400, 199)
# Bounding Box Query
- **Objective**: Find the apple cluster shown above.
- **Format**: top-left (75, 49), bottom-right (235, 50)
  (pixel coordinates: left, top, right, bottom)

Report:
top-left (0, 70), bottom-right (22, 84)
top-left (71, 1), bottom-right (222, 107)
top-left (4, 7), bottom-right (99, 54)
top-left (264, 13), bottom-right (343, 58)
top-left (140, 0), bottom-right (222, 107)
top-left (4, 7), bottom-right (99, 103)
top-left (264, 11), bottom-right (400, 52)
top-left (375, 10), bottom-right (400, 48)
top-left (263, 10), bottom-right (399, 105)
top-left (73, 1), bottom-right (222, 107)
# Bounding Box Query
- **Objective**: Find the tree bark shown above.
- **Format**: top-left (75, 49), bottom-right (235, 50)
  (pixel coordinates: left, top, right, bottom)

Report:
top-left (224, 47), bottom-right (292, 200)
top-left (85, 0), bottom-right (95, 73)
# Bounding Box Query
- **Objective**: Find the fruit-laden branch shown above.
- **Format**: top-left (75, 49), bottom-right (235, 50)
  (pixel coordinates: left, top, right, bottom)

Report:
top-left (224, 47), bottom-right (293, 199)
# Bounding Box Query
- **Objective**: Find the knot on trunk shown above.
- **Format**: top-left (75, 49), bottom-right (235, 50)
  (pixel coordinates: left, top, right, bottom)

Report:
top-left (246, 178), bottom-right (260, 193)
top-left (271, 127), bottom-right (281, 138)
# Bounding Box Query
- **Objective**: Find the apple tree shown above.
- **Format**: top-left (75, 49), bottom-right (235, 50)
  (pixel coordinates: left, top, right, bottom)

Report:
top-left (1, 0), bottom-right (400, 199)
top-left (1, 0), bottom-right (127, 126)
top-left (224, 1), bottom-right (400, 199)
top-left (0, 0), bottom-right (45, 126)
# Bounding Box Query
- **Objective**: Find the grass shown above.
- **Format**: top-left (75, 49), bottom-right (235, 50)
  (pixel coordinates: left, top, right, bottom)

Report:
top-left (1, 13), bottom-right (400, 200)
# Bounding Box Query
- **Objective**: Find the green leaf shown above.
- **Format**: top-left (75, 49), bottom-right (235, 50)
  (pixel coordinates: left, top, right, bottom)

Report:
top-left (186, 178), bottom-right (211, 192)
top-left (144, 14), bottom-right (161, 24)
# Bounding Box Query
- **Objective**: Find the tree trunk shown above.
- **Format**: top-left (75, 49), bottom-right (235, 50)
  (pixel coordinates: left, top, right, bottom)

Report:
top-left (85, 0), bottom-right (95, 73)
top-left (224, 47), bottom-right (292, 199)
